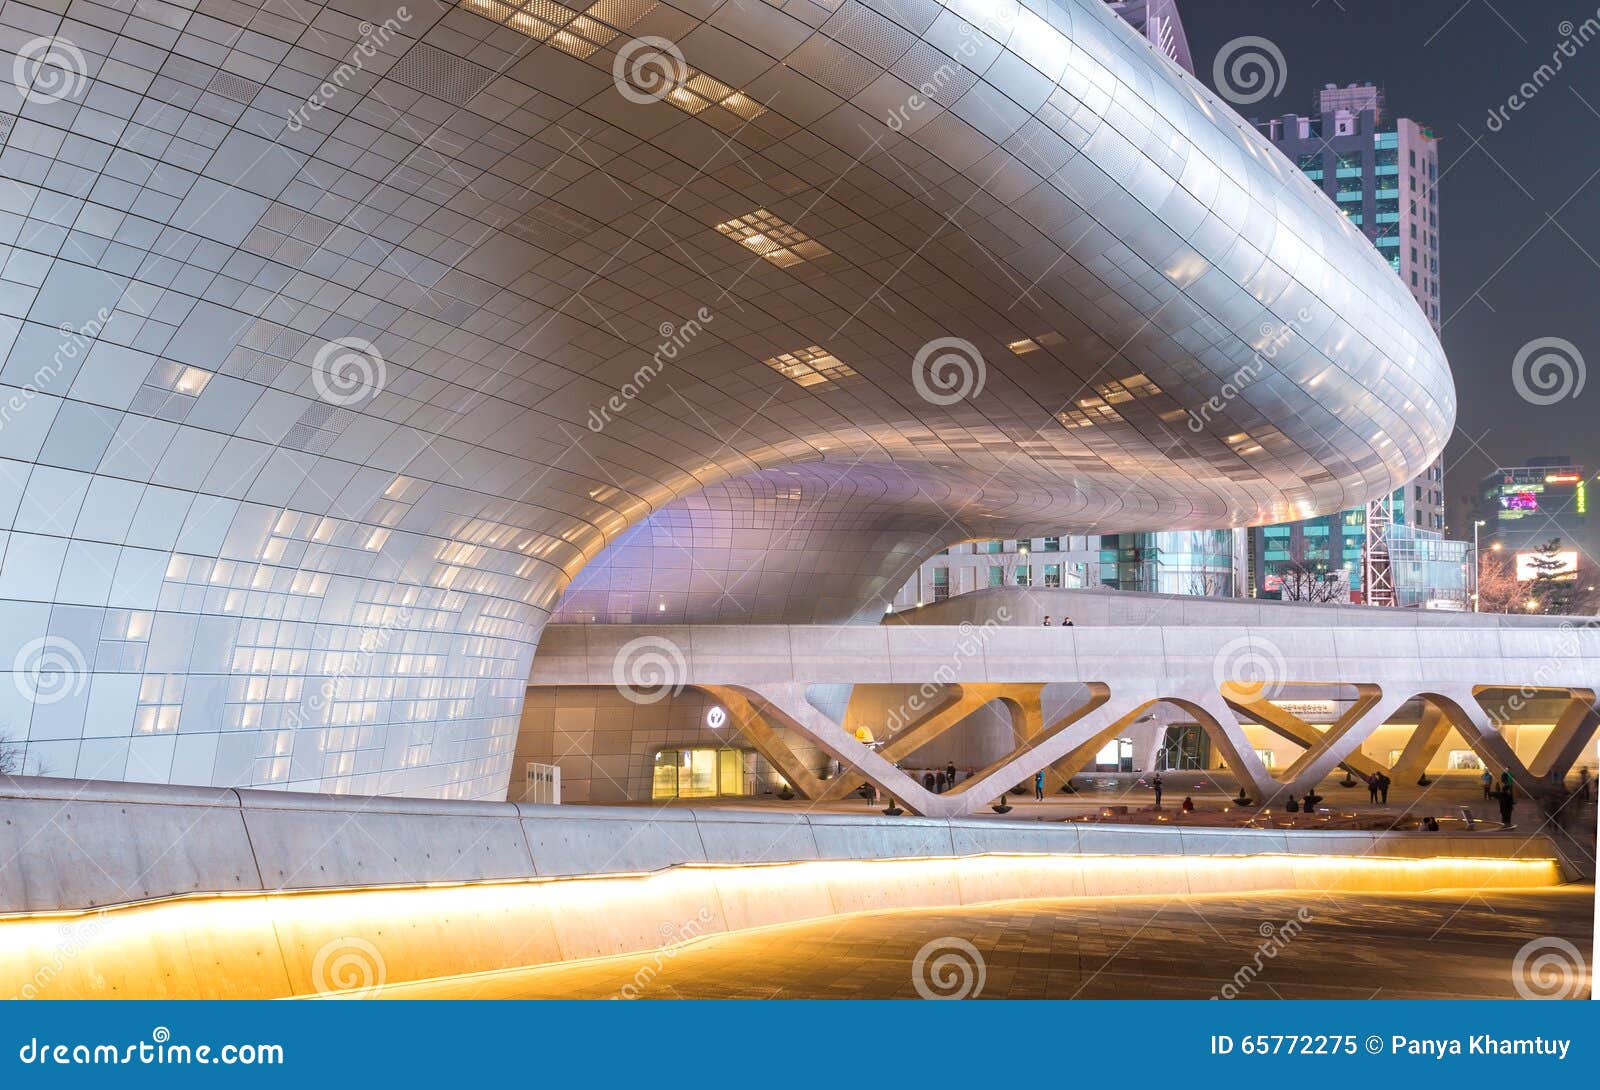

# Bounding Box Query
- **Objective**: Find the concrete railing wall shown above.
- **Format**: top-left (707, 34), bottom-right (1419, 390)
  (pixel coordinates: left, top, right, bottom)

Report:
top-left (0, 776), bottom-right (1573, 916)
top-left (0, 777), bottom-right (1574, 999)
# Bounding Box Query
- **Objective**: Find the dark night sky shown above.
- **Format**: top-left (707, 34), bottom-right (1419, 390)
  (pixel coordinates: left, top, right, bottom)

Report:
top-left (1179, 0), bottom-right (1599, 534)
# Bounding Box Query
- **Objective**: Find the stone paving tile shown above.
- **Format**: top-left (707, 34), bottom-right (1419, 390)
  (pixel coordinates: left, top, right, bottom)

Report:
top-left (382, 888), bottom-right (1593, 1000)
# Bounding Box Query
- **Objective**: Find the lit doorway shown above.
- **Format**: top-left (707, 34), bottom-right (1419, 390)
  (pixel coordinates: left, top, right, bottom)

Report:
top-left (652, 747), bottom-right (753, 799)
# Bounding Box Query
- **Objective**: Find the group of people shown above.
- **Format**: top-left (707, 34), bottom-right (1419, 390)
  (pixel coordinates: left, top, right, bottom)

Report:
top-left (1364, 770), bottom-right (1392, 804)
top-left (1041, 616), bottom-right (1074, 626)
top-left (918, 763), bottom-right (970, 794)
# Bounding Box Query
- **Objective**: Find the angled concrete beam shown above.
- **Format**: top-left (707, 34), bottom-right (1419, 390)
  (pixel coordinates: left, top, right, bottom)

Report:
top-left (1225, 695), bottom-right (1384, 780)
top-left (1525, 688), bottom-right (1600, 781)
top-left (1275, 688), bottom-right (1406, 797)
top-left (1276, 686), bottom-right (1388, 786)
top-left (699, 686), bottom-right (828, 800)
top-left (1389, 700), bottom-right (1451, 780)
top-left (1420, 687), bottom-right (1546, 797)
top-left (822, 684), bottom-right (1042, 800)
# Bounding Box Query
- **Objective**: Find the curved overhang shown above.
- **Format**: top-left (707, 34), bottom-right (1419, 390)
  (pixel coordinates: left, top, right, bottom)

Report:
top-left (0, 0), bottom-right (1453, 795)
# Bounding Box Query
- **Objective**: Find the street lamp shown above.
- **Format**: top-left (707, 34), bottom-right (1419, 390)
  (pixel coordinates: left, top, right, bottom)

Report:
top-left (1472, 520), bottom-right (1486, 612)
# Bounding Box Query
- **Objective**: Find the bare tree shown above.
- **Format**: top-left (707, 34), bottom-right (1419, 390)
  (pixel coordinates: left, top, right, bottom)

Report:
top-left (1474, 549), bottom-right (1526, 614)
top-left (0, 736), bottom-right (31, 777)
top-left (1267, 538), bottom-right (1347, 603)
top-left (1186, 571), bottom-right (1234, 598)
top-left (1474, 544), bottom-right (1599, 616)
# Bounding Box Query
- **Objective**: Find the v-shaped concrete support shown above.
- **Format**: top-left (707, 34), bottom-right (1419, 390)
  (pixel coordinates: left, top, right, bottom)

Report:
top-left (701, 686), bottom-right (830, 800)
top-left (1225, 692), bottom-right (1385, 781)
top-left (1418, 687), bottom-right (1546, 796)
top-left (820, 684), bottom-right (1043, 800)
top-left (1388, 700), bottom-right (1451, 779)
top-left (1524, 688), bottom-right (1599, 781)
top-left (1273, 686), bottom-right (1396, 792)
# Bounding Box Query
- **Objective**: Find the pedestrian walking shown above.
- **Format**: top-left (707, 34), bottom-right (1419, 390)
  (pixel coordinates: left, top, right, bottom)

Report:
top-left (1033, 769), bottom-right (1045, 801)
top-left (1152, 773), bottom-right (1164, 808)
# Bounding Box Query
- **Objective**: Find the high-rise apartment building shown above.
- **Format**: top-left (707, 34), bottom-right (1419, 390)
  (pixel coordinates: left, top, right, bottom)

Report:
top-left (1249, 84), bottom-right (1456, 604)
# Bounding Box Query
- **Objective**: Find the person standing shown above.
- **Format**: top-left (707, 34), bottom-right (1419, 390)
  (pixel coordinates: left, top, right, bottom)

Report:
top-left (1577, 765), bottom-right (1591, 801)
top-left (1377, 771), bottom-right (1390, 805)
top-left (1479, 769), bottom-right (1493, 800)
top-left (1367, 772), bottom-right (1380, 804)
top-left (1033, 769), bottom-right (1045, 801)
top-left (935, 768), bottom-right (947, 793)
top-left (1042, 616), bottom-right (1052, 626)
top-left (946, 762), bottom-right (957, 790)
top-left (1494, 786), bottom-right (1515, 828)
top-left (1152, 773), bottom-right (1164, 808)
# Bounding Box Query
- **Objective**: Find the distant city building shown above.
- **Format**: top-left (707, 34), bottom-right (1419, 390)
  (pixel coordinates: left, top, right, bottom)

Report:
top-left (891, 530), bottom-right (1246, 610)
top-left (1105, 0), bottom-right (1194, 74)
top-left (1472, 457), bottom-right (1596, 568)
top-left (1248, 83), bottom-right (1456, 604)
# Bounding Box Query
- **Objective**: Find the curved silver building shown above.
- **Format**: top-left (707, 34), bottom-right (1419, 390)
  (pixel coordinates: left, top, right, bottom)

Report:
top-left (0, 0), bottom-right (1453, 797)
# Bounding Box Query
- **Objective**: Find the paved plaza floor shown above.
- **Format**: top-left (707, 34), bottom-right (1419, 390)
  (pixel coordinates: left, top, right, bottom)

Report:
top-left (380, 886), bottom-right (1594, 1000)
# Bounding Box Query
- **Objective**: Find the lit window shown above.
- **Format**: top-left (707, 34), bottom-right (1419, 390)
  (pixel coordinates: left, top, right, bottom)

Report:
top-left (763, 347), bottom-right (856, 388)
top-left (716, 209), bottom-right (828, 267)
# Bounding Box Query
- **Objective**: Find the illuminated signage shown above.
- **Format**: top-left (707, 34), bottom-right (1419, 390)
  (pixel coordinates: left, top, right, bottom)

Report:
top-left (1500, 491), bottom-right (1539, 512)
top-left (1515, 550), bottom-right (1579, 581)
top-left (1545, 473), bottom-right (1581, 484)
